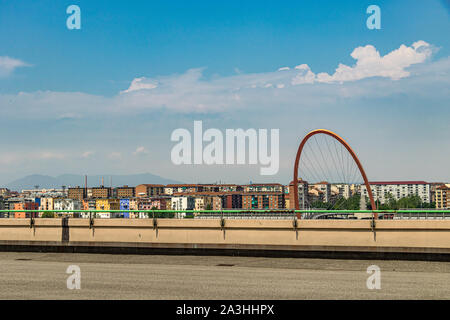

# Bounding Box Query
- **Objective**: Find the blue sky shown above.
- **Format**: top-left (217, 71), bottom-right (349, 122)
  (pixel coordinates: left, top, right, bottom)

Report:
top-left (0, 0), bottom-right (449, 185)
top-left (2, 0), bottom-right (449, 94)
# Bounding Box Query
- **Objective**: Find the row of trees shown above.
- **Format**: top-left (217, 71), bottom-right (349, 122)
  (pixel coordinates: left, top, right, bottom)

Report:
top-left (369, 194), bottom-right (435, 210)
top-left (311, 194), bottom-right (435, 210)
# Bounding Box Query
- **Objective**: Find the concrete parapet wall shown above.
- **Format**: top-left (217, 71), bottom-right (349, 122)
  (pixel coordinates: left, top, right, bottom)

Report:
top-left (0, 218), bottom-right (62, 242)
top-left (0, 219), bottom-right (449, 254)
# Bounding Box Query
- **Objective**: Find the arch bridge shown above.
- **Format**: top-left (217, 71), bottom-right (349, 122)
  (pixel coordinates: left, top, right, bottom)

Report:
top-left (293, 129), bottom-right (377, 219)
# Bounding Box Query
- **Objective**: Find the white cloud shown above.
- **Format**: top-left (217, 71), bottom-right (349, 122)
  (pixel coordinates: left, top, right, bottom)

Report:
top-left (133, 146), bottom-right (149, 156)
top-left (278, 67), bottom-right (290, 71)
top-left (38, 152), bottom-right (65, 160)
top-left (291, 64), bottom-right (316, 85)
top-left (0, 41), bottom-right (442, 117)
top-left (121, 77), bottom-right (158, 93)
top-left (0, 151), bottom-right (66, 165)
top-left (81, 151), bottom-right (94, 158)
top-left (312, 41), bottom-right (433, 83)
top-left (108, 152), bottom-right (122, 159)
top-left (0, 56), bottom-right (30, 77)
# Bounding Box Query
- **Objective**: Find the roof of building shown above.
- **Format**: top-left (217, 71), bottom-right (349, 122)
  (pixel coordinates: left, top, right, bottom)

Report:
top-left (165, 184), bottom-right (201, 187)
top-left (368, 181), bottom-right (429, 185)
top-left (289, 179), bottom-right (309, 185)
top-left (172, 192), bottom-right (237, 196)
top-left (198, 184), bottom-right (239, 187)
top-left (136, 184), bottom-right (165, 187)
top-left (245, 183), bottom-right (283, 186)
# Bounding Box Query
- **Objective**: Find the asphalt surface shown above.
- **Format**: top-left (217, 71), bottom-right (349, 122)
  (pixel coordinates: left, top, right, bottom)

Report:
top-left (0, 252), bottom-right (449, 299)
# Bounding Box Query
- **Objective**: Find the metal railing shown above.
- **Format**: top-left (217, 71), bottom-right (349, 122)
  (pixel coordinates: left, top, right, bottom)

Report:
top-left (0, 209), bottom-right (449, 220)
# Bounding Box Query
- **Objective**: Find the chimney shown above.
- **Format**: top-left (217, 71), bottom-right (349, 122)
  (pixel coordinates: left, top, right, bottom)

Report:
top-left (84, 175), bottom-right (87, 198)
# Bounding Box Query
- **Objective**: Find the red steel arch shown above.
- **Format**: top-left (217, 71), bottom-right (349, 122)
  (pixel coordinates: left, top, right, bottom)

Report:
top-left (293, 129), bottom-right (377, 218)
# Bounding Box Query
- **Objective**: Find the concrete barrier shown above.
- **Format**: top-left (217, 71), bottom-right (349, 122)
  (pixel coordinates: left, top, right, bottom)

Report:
top-left (0, 218), bottom-right (449, 260)
top-left (0, 218), bottom-right (62, 242)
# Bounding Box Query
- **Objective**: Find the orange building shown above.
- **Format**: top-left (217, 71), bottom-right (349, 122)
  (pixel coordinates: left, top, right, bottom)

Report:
top-left (13, 202), bottom-right (39, 218)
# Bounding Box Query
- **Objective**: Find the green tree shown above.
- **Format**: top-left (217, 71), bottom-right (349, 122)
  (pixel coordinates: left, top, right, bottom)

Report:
top-left (41, 211), bottom-right (54, 218)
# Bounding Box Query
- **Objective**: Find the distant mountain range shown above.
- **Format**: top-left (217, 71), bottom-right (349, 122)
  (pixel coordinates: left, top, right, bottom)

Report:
top-left (4, 173), bottom-right (182, 191)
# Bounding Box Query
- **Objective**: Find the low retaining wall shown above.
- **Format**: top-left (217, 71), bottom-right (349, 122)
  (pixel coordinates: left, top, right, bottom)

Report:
top-left (0, 218), bottom-right (449, 260)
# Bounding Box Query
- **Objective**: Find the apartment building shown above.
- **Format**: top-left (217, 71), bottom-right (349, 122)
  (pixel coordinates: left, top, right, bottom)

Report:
top-left (331, 184), bottom-right (353, 199)
top-left (119, 199), bottom-right (130, 218)
top-left (95, 199), bottom-right (120, 218)
top-left (129, 198), bottom-right (139, 210)
top-left (192, 194), bottom-right (222, 211)
top-left (221, 193), bottom-right (243, 209)
top-left (165, 184), bottom-right (202, 195)
top-left (91, 187), bottom-right (112, 199)
top-left (243, 183), bottom-right (284, 193)
top-left (201, 184), bottom-right (243, 192)
top-left (242, 192), bottom-right (285, 210)
top-left (80, 199), bottom-right (97, 218)
top-left (3, 198), bottom-right (23, 218)
top-left (431, 183), bottom-right (446, 203)
top-left (116, 185), bottom-right (135, 198)
top-left (436, 185), bottom-right (450, 209)
top-left (67, 187), bottom-right (86, 200)
top-left (39, 197), bottom-right (54, 211)
top-left (170, 196), bottom-right (195, 218)
top-left (13, 202), bottom-right (39, 218)
top-left (135, 184), bottom-right (164, 197)
top-left (53, 198), bottom-right (82, 217)
top-left (310, 182), bottom-right (331, 203)
top-left (150, 198), bottom-right (168, 210)
top-left (360, 181), bottom-right (431, 204)
top-left (288, 179), bottom-right (309, 209)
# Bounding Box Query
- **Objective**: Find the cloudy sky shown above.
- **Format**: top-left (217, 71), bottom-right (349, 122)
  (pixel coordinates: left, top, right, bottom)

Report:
top-left (0, 0), bottom-right (449, 185)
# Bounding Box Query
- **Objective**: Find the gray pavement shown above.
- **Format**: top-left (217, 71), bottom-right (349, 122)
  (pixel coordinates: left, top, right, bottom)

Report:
top-left (0, 252), bottom-right (449, 299)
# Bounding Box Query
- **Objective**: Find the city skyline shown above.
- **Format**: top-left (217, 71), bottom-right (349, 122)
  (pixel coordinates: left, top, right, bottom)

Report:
top-left (1, 0), bottom-right (449, 185)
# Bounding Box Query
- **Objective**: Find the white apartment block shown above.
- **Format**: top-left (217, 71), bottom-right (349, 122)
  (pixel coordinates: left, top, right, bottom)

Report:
top-left (360, 181), bottom-right (431, 204)
top-left (244, 184), bottom-right (284, 193)
top-left (171, 196), bottom-right (195, 218)
top-left (53, 198), bottom-right (82, 216)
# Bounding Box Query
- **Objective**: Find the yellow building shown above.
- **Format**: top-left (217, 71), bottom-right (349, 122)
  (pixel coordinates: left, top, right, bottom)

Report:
top-left (285, 197), bottom-right (290, 209)
top-left (436, 185), bottom-right (450, 209)
top-left (39, 198), bottom-right (54, 212)
top-left (95, 199), bottom-right (120, 218)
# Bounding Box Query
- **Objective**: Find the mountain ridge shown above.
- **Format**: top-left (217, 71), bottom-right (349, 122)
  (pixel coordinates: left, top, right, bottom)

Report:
top-left (4, 173), bottom-right (182, 191)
